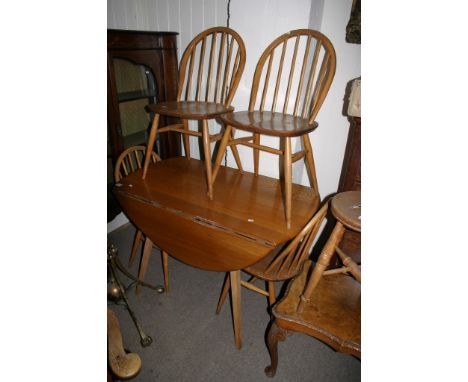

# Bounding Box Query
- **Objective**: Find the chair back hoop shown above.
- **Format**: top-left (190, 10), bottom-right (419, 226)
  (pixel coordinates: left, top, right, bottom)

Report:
top-left (248, 29), bottom-right (336, 124)
top-left (114, 145), bottom-right (160, 182)
top-left (177, 26), bottom-right (246, 106)
top-left (265, 202), bottom-right (328, 275)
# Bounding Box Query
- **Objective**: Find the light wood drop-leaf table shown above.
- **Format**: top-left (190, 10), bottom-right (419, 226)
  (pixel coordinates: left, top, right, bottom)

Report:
top-left (113, 157), bottom-right (319, 347)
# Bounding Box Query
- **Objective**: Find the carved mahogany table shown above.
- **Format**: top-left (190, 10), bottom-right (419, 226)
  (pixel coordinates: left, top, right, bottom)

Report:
top-left (113, 157), bottom-right (320, 345)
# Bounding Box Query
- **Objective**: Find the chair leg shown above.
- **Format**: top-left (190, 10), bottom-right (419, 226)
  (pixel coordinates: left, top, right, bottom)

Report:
top-left (128, 230), bottom-right (143, 267)
top-left (246, 275), bottom-right (258, 284)
top-left (212, 124), bottom-right (232, 182)
top-left (267, 281), bottom-right (276, 306)
top-left (302, 133), bottom-right (319, 194)
top-left (216, 273), bottom-right (231, 314)
top-left (182, 119), bottom-right (191, 159)
top-left (264, 321), bottom-right (288, 378)
top-left (162, 250), bottom-right (169, 292)
top-left (202, 120), bottom-right (214, 200)
top-left (230, 127), bottom-right (244, 173)
top-left (298, 222), bottom-right (345, 312)
top-left (336, 246), bottom-right (361, 282)
top-left (229, 270), bottom-right (242, 349)
top-left (136, 237), bottom-right (153, 295)
top-left (142, 113), bottom-right (160, 179)
top-left (253, 133), bottom-right (260, 176)
top-left (283, 137), bottom-right (292, 229)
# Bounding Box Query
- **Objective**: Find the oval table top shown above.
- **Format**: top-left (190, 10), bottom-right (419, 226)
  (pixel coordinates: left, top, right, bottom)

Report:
top-left (113, 157), bottom-right (320, 271)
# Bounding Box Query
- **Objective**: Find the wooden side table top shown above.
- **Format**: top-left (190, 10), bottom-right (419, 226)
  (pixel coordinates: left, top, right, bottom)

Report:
top-left (113, 157), bottom-right (320, 271)
top-left (273, 260), bottom-right (361, 358)
top-left (331, 191), bottom-right (361, 232)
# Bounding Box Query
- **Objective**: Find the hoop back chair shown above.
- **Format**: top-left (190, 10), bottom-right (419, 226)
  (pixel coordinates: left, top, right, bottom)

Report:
top-left (114, 146), bottom-right (170, 293)
top-left (216, 202), bottom-right (328, 349)
top-left (265, 191), bottom-right (361, 377)
top-left (142, 27), bottom-right (246, 200)
top-left (214, 29), bottom-right (336, 228)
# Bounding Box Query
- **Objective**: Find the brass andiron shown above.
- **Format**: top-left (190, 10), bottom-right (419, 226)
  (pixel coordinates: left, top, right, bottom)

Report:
top-left (107, 244), bottom-right (164, 347)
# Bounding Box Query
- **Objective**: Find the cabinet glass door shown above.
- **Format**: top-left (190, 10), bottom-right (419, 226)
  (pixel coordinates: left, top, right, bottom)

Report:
top-left (108, 58), bottom-right (159, 222)
top-left (113, 58), bottom-right (158, 151)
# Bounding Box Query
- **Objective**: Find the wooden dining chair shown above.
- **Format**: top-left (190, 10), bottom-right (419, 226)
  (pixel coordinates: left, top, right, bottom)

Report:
top-left (213, 29), bottom-right (336, 228)
top-left (142, 26), bottom-right (246, 200)
top-left (114, 145), bottom-right (170, 293)
top-left (264, 191), bottom-right (361, 377)
top-left (216, 202), bottom-right (328, 349)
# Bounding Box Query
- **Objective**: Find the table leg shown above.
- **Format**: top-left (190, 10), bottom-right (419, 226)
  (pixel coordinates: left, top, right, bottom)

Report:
top-left (162, 250), bottom-right (169, 292)
top-left (136, 238), bottom-right (153, 295)
top-left (229, 270), bottom-right (242, 349)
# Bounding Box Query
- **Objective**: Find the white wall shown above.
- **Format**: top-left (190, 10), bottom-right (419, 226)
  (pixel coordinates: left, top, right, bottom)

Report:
top-left (305, 0), bottom-right (361, 197)
top-left (107, 0), bottom-right (360, 200)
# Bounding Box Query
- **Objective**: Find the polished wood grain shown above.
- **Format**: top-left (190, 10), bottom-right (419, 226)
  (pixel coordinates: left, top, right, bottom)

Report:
top-left (265, 192), bottom-right (361, 377)
top-left (114, 157), bottom-right (320, 272)
top-left (214, 29), bottom-right (336, 228)
top-left (142, 27), bottom-right (246, 200)
top-left (114, 157), bottom-right (319, 350)
top-left (265, 261), bottom-right (360, 377)
top-left (114, 146), bottom-right (169, 294)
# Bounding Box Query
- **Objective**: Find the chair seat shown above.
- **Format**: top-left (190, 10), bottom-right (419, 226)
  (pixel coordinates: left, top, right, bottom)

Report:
top-left (220, 111), bottom-right (318, 137)
top-left (245, 244), bottom-right (298, 282)
top-left (146, 101), bottom-right (234, 120)
top-left (273, 260), bottom-right (361, 357)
